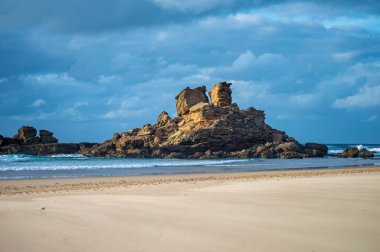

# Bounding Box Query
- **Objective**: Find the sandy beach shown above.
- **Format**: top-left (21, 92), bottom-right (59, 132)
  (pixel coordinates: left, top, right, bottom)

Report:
top-left (1, 167), bottom-right (380, 251)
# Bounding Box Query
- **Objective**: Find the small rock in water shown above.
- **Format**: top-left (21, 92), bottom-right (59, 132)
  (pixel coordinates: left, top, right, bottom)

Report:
top-left (342, 147), bottom-right (374, 158)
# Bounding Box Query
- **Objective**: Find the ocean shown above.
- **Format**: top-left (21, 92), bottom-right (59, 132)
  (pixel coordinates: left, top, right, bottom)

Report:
top-left (1, 144), bottom-right (379, 180)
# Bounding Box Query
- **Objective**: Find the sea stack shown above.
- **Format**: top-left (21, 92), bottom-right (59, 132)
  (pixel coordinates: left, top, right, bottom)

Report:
top-left (81, 82), bottom-right (328, 159)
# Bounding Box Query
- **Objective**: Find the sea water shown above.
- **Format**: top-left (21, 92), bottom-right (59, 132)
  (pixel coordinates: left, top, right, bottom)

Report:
top-left (1, 144), bottom-right (379, 180)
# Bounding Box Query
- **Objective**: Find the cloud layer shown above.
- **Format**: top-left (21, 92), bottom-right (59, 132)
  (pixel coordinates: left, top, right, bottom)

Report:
top-left (1, 0), bottom-right (379, 143)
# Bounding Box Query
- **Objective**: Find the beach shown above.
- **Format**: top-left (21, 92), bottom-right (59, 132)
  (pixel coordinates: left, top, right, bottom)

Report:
top-left (1, 166), bottom-right (380, 251)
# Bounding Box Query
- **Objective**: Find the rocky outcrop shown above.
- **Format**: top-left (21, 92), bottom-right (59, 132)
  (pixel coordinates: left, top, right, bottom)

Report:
top-left (343, 147), bottom-right (374, 158)
top-left (209, 82), bottom-right (232, 107)
top-left (359, 149), bottom-right (374, 158)
top-left (2, 83), bottom-right (330, 159)
top-left (342, 147), bottom-right (360, 158)
top-left (40, 130), bottom-right (58, 144)
top-left (81, 82), bottom-right (328, 159)
top-left (304, 143), bottom-right (328, 158)
top-left (0, 126), bottom-right (98, 155)
top-left (0, 143), bottom-right (83, 155)
top-left (0, 135), bottom-right (19, 146)
top-left (175, 86), bottom-right (209, 116)
top-left (17, 126), bottom-right (37, 143)
top-left (156, 111), bottom-right (171, 127)
top-left (1, 126), bottom-right (59, 146)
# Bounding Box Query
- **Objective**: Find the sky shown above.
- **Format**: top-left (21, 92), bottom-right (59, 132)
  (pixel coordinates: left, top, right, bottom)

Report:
top-left (0, 0), bottom-right (380, 144)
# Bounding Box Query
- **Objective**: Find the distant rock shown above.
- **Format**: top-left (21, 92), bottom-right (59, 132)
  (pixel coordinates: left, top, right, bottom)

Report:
top-left (17, 126), bottom-right (37, 144)
top-left (342, 147), bottom-right (374, 158)
top-left (0, 142), bottom-right (97, 156)
top-left (358, 149), bottom-right (374, 158)
top-left (39, 130), bottom-right (53, 137)
top-left (342, 147), bottom-right (360, 158)
top-left (39, 130), bottom-right (58, 144)
top-left (0, 126), bottom-right (81, 156)
top-left (81, 82), bottom-right (328, 159)
top-left (24, 136), bottom-right (40, 145)
top-left (0, 137), bottom-right (18, 146)
top-left (304, 143), bottom-right (328, 158)
top-left (18, 126), bottom-right (37, 139)
top-left (280, 151), bottom-right (304, 159)
top-left (275, 142), bottom-right (302, 153)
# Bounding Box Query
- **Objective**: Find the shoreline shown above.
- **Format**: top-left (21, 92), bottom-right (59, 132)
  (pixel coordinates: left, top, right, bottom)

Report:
top-left (1, 165), bottom-right (380, 196)
top-left (1, 165), bottom-right (379, 251)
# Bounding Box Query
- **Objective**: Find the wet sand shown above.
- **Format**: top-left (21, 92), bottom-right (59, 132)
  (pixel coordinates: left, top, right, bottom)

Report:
top-left (1, 166), bottom-right (380, 251)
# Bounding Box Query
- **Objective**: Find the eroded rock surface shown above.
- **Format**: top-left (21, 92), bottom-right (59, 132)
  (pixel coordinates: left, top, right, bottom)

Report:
top-left (175, 86), bottom-right (209, 116)
top-left (208, 82), bottom-right (232, 107)
top-left (40, 130), bottom-right (58, 144)
top-left (17, 126), bottom-right (37, 144)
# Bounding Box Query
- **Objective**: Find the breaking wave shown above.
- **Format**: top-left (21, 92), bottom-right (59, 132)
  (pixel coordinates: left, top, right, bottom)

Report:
top-left (0, 155), bottom-right (251, 171)
top-left (327, 144), bottom-right (380, 154)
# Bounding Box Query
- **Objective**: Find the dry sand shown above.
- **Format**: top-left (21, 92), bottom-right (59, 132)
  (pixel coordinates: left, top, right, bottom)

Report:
top-left (0, 167), bottom-right (380, 252)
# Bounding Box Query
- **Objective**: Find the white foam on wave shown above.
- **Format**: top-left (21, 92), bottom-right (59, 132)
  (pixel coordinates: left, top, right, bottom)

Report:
top-left (356, 145), bottom-right (366, 151)
top-left (368, 147), bottom-right (380, 153)
top-left (0, 155), bottom-right (32, 162)
top-left (0, 158), bottom-right (252, 171)
top-left (50, 154), bottom-right (84, 157)
top-left (328, 150), bottom-right (342, 154)
top-left (1, 164), bottom-right (157, 171)
top-left (355, 145), bottom-right (380, 153)
top-left (328, 145), bottom-right (380, 154)
top-left (50, 154), bottom-right (88, 159)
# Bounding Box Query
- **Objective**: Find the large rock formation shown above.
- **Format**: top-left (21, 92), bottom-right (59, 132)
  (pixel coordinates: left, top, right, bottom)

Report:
top-left (81, 82), bottom-right (328, 159)
top-left (1, 83), bottom-right (330, 158)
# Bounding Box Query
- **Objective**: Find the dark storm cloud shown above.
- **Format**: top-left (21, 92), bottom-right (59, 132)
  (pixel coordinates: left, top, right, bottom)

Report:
top-left (0, 33), bottom-right (71, 78)
top-left (1, 0), bottom-right (379, 33)
top-left (0, 0), bottom-right (253, 33)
